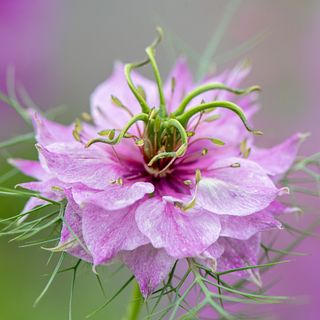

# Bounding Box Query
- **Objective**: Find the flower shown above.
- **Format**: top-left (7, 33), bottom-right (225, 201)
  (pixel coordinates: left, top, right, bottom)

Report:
top-left (9, 30), bottom-right (305, 298)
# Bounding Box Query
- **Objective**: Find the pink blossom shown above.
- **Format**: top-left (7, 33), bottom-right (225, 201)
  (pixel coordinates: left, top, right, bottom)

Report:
top-left (9, 55), bottom-right (304, 297)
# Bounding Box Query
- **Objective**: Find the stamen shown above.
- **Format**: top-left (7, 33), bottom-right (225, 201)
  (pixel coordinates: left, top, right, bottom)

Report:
top-left (111, 95), bottom-right (134, 117)
top-left (240, 139), bottom-right (247, 154)
top-left (192, 111), bottom-right (204, 132)
top-left (186, 131), bottom-right (195, 137)
top-left (98, 129), bottom-right (114, 137)
top-left (110, 177), bottom-right (123, 185)
top-left (210, 138), bottom-right (225, 146)
top-left (174, 169), bottom-right (202, 211)
top-left (240, 139), bottom-right (251, 158)
top-left (188, 137), bottom-right (226, 148)
top-left (201, 148), bottom-right (208, 156)
top-left (135, 139), bottom-right (144, 147)
top-left (72, 118), bottom-right (83, 142)
top-left (243, 148), bottom-right (251, 158)
top-left (171, 77), bottom-right (176, 94)
top-left (230, 163), bottom-right (241, 168)
top-left (75, 118), bottom-right (82, 131)
top-left (195, 169), bottom-right (202, 183)
top-left (167, 77), bottom-right (176, 111)
top-left (81, 112), bottom-right (92, 122)
top-left (72, 130), bottom-right (81, 142)
top-left (204, 114), bottom-right (221, 122)
top-left (157, 157), bottom-right (176, 176)
top-left (108, 129), bottom-right (115, 139)
top-left (51, 186), bottom-right (64, 192)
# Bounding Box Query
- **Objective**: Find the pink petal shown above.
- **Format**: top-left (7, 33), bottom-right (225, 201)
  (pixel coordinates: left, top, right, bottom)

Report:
top-left (121, 244), bottom-right (176, 298)
top-left (17, 178), bottom-right (66, 222)
top-left (213, 61), bottom-right (251, 101)
top-left (18, 178), bottom-right (66, 202)
top-left (79, 182), bottom-right (154, 210)
top-left (197, 157), bottom-right (280, 216)
top-left (189, 93), bottom-right (259, 149)
top-left (21, 197), bottom-right (48, 213)
top-left (59, 190), bottom-right (92, 262)
top-left (189, 61), bottom-right (251, 107)
top-left (265, 200), bottom-right (300, 216)
top-left (8, 158), bottom-right (51, 180)
top-left (200, 241), bottom-right (225, 270)
top-left (30, 111), bottom-right (74, 146)
top-left (37, 143), bottom-right (123, 190)
top-left (200, 94), bottom-right (259, 145)
top-left (82, 202), bottom-right (149, 265)
top-left (90, 62), bottom-right (158, 129)
top-left (220, 201), bottom-right (283, 240)
top-left (135, 198), bottom-right (221, 258)
top-left (250, 133), bottom-right (306, 177)
top-left (67, 184), bottom-right (97, 206)
top-left (188, 62), bottom-right (259, 145)
top-left (217, 234), bottom-right (262, 285)
top-left (164, 58), bottom-right (193, 112)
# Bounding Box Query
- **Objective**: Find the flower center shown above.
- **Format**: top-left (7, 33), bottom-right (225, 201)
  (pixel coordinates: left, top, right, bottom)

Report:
top-left (84, 28), bottom-right (263, 180)
top-left (141, 114), bottom-right (183, 177)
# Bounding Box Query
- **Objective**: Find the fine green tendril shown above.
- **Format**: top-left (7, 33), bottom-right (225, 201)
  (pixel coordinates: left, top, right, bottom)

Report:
top-left (173, 83), bottom-right (260, 116)
top-left (86, 113), bottom-right (149, 147)
top-left (145, 27), bottom-right (167, 117)
top-left (177, 100), bottom-right (263, 135)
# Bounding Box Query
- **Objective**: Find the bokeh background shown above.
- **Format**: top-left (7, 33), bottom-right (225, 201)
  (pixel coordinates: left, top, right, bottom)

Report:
top-left (0, 0), bottom-right (319, 319)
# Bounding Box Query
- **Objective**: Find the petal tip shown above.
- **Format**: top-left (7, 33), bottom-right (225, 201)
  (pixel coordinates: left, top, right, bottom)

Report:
top-left (278, 187), bottom-right (290, 196)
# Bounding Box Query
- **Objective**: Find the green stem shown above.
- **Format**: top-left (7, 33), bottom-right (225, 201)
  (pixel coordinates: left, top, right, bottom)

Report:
top-left (173, 83), bottom-right (260, 116)
top-left (177, 100), bottom-right (263, 135)
top-left (123, 281), bottom-right (143, 320)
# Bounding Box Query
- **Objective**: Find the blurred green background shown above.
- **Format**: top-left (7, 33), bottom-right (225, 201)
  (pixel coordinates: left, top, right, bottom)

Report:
top-left (1, 1), bottom-right (320, 319)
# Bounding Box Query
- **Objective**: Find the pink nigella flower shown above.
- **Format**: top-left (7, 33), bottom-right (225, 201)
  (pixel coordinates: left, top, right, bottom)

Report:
top-left (10, 29), bottom-right (304, 297)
